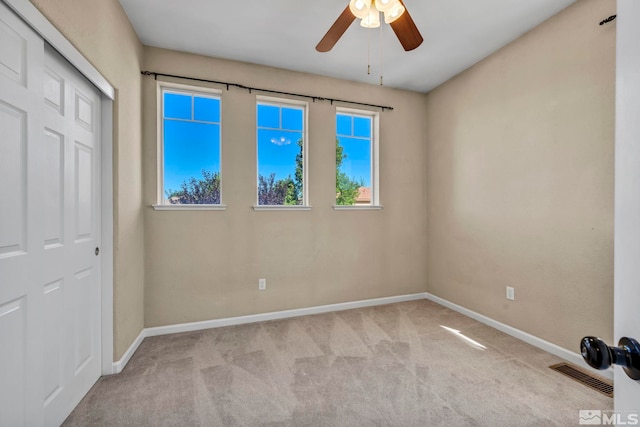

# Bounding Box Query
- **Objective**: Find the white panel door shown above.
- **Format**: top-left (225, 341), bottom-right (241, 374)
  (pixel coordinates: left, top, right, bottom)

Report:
top-left (0, 2), bottom-right (102, 426)
top-left (0, 3), bottom-right (45, 425)
top-left (41, 45), bottom-right (102, 427)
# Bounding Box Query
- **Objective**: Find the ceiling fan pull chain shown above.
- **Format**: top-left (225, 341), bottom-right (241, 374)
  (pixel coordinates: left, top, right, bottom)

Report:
top-left (368, 27), bottom-right (371, 75)
top-left (379, 19), bottom-right (383, 85)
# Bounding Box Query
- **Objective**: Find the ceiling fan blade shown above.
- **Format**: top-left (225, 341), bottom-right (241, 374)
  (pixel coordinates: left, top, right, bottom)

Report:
top-left (316, 5), bottom-right (356, 52)
top-left (389, 2), bottom-right (424, 51)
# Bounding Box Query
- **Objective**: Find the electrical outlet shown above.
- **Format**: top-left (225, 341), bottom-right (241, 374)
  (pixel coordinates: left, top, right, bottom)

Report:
top-left (506, 286), bottom-right (515, 301)
top-left (259, 278), bottom-right (266, 290)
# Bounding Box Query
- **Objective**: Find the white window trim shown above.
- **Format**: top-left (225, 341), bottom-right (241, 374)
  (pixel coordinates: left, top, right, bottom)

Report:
top-left (255, 95), bottom-right (310, 209)
top-left (252, 205), bottom-right (312, 211)
top-left (335, 106), bottom-right (380, 208)
top-left (332, 205), bottom-right (383, 210)
top-left (153, 204), bottom-right (227, 211)
top-left (154, 81), bottom-right (224, 210)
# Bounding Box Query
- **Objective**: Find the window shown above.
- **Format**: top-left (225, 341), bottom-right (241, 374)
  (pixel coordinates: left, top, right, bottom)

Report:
top-left (158, 84), bottom-right (222, 206)
top-left (335, 108), bottom-right (380, 207)
top-left (256, 97), bottom-right (308, 207)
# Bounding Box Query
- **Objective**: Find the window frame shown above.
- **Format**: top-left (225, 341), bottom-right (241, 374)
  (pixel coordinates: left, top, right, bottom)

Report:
top-left (333, 107), bottom-right (382, 210)
top-left (154, 81), bottom-right (225, 210)
top-left (254, 95), bottom-right (310, 211)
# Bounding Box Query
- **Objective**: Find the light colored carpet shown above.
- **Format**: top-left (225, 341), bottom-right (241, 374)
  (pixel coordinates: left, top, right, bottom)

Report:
top-left (63, 300), bottom-right (612, 426)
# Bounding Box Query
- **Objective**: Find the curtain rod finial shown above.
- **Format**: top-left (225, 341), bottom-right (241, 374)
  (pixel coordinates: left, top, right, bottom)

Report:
top-left (599, 15), bottom-right (617, 25)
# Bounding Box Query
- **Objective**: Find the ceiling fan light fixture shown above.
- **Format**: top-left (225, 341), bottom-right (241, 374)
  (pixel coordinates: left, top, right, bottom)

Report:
top-left (349, 0), bottom-right (372, 19)
top-left (373, 0), bottom-right (398, 13)
top-left (383, 3), bottom-right (405, 24)
top-left (360, 8), bottom-right (381, 28)
top-left (315, 0), bottom-right (422, 53)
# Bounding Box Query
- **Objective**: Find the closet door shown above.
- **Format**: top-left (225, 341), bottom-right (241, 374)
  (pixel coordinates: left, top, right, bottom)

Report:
top-left (0, 2), bottom-right (46, 424)
top-left (0, 3), bottom-right (102, 425)
top-left (42, 44), bottom-right (102, 427)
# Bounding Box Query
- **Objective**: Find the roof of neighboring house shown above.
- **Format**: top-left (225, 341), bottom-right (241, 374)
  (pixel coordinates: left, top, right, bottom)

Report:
top-left (356, 187), bottom-right (371, 203)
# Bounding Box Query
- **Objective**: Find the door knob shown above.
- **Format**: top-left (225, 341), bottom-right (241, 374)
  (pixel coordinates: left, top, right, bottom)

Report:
top-left (580, 336), bottom-right (640, 380)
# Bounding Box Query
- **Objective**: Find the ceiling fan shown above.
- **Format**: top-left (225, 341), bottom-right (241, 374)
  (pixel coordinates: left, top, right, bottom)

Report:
top-left (316, 0), bottom-right (423, 53)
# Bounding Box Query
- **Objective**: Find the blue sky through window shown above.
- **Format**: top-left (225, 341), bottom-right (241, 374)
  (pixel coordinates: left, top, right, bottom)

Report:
top-left (257, 103), bottom-right (303, 182)
top-left (337, 113), bottom-right (372, 187)
top-left (163, 91), bottom-right (221, 196)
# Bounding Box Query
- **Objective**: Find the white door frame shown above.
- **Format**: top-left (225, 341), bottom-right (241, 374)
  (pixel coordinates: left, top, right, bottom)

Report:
top-left (614, 0), bottom-right (640, 413)
top-left (2, 0), bottom-right (116, 375)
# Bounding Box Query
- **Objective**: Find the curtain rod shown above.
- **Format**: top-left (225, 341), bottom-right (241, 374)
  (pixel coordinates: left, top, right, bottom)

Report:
top-left (141, 71), bottom-right (394, 111)
top-left (599, 15), bottom-right (616, 25)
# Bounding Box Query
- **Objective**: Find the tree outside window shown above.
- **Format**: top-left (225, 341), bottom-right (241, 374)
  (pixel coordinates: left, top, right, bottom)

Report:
top-left (256, 100), bottom-right (306, 206)
top-left (336, 112), bottom-right (374, 206)
top-left (161, 87), bottom-right (222, 205)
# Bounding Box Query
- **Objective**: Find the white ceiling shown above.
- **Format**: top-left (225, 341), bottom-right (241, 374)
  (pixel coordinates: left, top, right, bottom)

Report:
top-left (118, 0), bottom-right (576, 93)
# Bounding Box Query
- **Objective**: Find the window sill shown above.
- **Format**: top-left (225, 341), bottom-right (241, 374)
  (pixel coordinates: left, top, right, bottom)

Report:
top-left (252, 205), bottom-right (312, 211)
top-left (152, 204), bottom-right (227, 211)
top-left (332, 205), bottom-right (384, 211)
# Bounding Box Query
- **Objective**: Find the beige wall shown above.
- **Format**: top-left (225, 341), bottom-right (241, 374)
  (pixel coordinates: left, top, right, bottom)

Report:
top-left (143, 47), bottom-right (428, 327)
top-left (425, 0), bottom-right (615, 351)
top-left (29, 0), bottom-right (145, 360)
top-left (28, 0), bottom-right (614, 359)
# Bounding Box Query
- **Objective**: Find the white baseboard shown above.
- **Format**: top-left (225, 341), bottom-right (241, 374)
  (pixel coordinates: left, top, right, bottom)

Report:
top-left (111, 292), bottom-right (426, 373)
top-left (112, 291), bottom-right (612, 381)
top-left (144, 293), bottom-right (426, 337)
top-left (112, 329), bottom-right (146, 374)
top-left (423, 292), bottom-right (613, 380)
